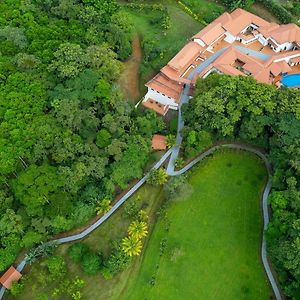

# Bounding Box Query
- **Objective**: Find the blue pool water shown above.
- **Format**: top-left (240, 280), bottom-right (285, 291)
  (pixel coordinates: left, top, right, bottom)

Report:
top-left (281, 74), bottom-right (300, 87)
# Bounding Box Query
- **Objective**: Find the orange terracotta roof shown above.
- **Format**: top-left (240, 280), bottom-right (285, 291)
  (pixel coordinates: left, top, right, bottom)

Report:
top-left (270, 61), bottom-right (291, 75)
top-left (258, 23), bottom-right (280, 37)
top-left (152, 134), bottom-right (167, 150)
top-left (161, 65), bottom-right (180, 80)
top-left (0, 267), bottom-right (22, 289)
top-left (142, 99), bottom-right (168, 116)
top-left (266, 23), bottom-right (300, 45)
top-left (223, 8), bottom-right (270, 36)
top-left (193, 12), bottom-right (231, 43)
top-left (146, 73), bottom-right (183, 103)
top-left (214, 64), bottom-right (245, 76)
top-left (168, 41), bottom-right (203, 73)
top-left (253, 68), bottom-right (271, 83)
top-left (291, 56), bottom-right (300, 63)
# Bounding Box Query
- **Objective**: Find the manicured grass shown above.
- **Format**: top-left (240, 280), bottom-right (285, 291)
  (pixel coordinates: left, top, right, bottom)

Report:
top-left (121, 149), bottom-right (272, 299)
top-left (10, 185), bottom-right (165, 300)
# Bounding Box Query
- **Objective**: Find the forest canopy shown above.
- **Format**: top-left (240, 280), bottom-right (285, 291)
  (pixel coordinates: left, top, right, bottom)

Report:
top-left (0, 0), bottom-right (164, 271)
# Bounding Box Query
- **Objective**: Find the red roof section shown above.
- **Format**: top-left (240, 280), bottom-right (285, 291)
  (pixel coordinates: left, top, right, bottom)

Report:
top-left (143, 99), bottom-right (169, 116)
top-left (152, 134), bottom-right (167, 150)
top-left (168, 41), bottom-right (203, 74)
top-left (146, 73), bottom-right (183, 103)
top-left (0, 267), bottom-right (22, 289)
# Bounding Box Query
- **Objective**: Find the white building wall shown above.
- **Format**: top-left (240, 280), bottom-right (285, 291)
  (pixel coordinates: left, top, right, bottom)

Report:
top-left (194, 38), bottom-right (206, 47)
top-left (276, 41), bottom-right (294, 52)
top-left (224, 32), bottom-right (236, 43)
top-left (144, 88), bottom-right (178, 110)
top-left (274, 53), bottom-right (300, 63)
top-left (240, 36), bottom-right (258, 45)
top-left (256, 34), bottom-right (268, 46)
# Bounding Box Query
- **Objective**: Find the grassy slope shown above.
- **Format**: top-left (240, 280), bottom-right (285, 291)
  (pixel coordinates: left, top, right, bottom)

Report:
top-left (122, 3), bottom-right (202, 94)
top-left (122, 150), bottom-right (272, 300)
top-left (11, 185), bottom-right (165, 300)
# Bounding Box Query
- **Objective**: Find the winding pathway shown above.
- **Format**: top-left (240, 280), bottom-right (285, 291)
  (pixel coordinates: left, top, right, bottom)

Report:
top-left (0, 47), bottom-right (283, 300)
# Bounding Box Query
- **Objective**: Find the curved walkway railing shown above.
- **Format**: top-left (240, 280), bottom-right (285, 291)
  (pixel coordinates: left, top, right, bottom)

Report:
top-left (0, 45), bottom-right (283, 300)
top-left (0, 144), bottom-right (282, 300)
top-left (171, 143), bottom-right (282, 300)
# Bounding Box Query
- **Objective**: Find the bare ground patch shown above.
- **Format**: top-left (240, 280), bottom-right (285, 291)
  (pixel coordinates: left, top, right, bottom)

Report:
top-left (119, 34), bottom-right (142, 103)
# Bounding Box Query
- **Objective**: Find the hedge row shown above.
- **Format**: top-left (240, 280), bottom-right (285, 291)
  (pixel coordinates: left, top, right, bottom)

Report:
top-left (256, 0), bottom-right (293, 24)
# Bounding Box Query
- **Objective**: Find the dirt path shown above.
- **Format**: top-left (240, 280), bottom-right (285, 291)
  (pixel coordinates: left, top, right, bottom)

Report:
top-left (119, 34), bottom-right (142, 102)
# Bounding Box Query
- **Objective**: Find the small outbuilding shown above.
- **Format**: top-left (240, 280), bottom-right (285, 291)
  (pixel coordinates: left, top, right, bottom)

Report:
top-left (0, 266), bottom-right (22, 289)
top-left (152, 134), bottom-right (167, 150)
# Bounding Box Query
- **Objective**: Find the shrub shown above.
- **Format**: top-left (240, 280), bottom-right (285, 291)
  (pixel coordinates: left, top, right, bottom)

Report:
top-left (81, 252), bottom-right (103, 275)
top-left (104, 242), bottom-right (130, 277)
top-left (68, 243), bottom-right (89, 263)
top-left (44, 255), bottom-right (67, 281)
top-left (256, 0), bottom-right (292, 23)
top-left (147, 168), bottom-right (168, 186)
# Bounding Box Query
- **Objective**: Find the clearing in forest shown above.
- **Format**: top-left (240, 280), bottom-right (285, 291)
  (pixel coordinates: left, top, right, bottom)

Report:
top-left (121, 149), bottom-right (272, 300)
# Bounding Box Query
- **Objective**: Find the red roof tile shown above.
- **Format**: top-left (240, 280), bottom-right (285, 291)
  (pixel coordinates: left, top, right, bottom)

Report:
top-left (0, 267), bottom-right (22, 289)
top-left (152, 134), bottom-right (167, 150)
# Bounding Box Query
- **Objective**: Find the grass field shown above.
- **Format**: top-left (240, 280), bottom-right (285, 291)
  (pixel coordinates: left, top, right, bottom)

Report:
top-left (120, 149), bottom-right (272, 300)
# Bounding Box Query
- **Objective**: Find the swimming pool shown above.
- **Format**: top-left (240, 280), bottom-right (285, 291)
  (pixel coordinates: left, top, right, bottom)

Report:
top-left (281, 74), bottom-right (300, 87)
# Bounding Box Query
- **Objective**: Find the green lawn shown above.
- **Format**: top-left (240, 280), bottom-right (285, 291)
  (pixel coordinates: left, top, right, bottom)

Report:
top-left (121, 149), bottom-right (272, 300)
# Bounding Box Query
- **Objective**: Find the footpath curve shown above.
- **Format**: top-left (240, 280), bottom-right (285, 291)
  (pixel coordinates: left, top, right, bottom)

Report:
top-left (0, 46), bottom-right (283, 300)
top-left (0, 144), bottom-right (282, 300)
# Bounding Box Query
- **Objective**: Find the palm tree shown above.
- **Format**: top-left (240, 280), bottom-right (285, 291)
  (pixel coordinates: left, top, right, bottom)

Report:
top-left (137, 209), bottom-right (148, 222)
top-left (147, 168), bottom-right (168, 186)
top-left (95, 199), bottom-right (112, 216)
top-left (121, 236), bottom-right (142, 257)
top-left (128, 220), bottom-right (148, 239)
top-left (166, 134), bottom-right (176, 148)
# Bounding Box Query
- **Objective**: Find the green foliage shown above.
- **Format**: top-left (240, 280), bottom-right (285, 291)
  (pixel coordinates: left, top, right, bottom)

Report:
top-left (221, 0), bottom-right (254, 10)
top-left (81, 252), bottom-right (103, 275)
top-left (147, 168), bottom-right (168, 186)
top-left (103, 242), bottom-right (130, 277)
top-left (68, 243), bottom-right (90, 263)
top-left (183, 74), bottom-right (300, 298)
top-left (95, 199), bottom-right (112, 215)
top-left (124, 197), bottom-right (139, 218)
top-left (166, 134), bottom-right (176, 148)
top-left (0, 0), bottom-right (162, 272)
top-left (96, 129), bottom-right (112, 149)
top-left (256, 0), bottom-right (293, 23)
top-left (10, 280), bottom-right (24, 296)
top-left (164, 175), bottom-right (188, 200)
top-left (184, 129), bottom-right (213, 158)
top-left (174, 157), bottom-right (185, 169)
top-left (44, 255), bottom-right (67, 281)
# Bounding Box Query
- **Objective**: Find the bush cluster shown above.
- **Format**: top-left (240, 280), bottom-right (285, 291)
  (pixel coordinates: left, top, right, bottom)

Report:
top-left (256, 0), bottom-right (293, 23)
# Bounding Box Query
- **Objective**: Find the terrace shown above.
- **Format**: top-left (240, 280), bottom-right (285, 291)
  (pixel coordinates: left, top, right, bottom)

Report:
top-left (209, 38), bottom-right (274, 56)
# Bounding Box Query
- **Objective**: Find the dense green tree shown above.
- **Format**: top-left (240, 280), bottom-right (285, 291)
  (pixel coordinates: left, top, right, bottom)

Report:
top-left (48, 43), bottom-right (87, 78)
top-left (68, 243), bottom-right (89, 263)
top-left (81, 252), bottom-right (102, 275)
top-left (0, 0), bottom-right (159, 273)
